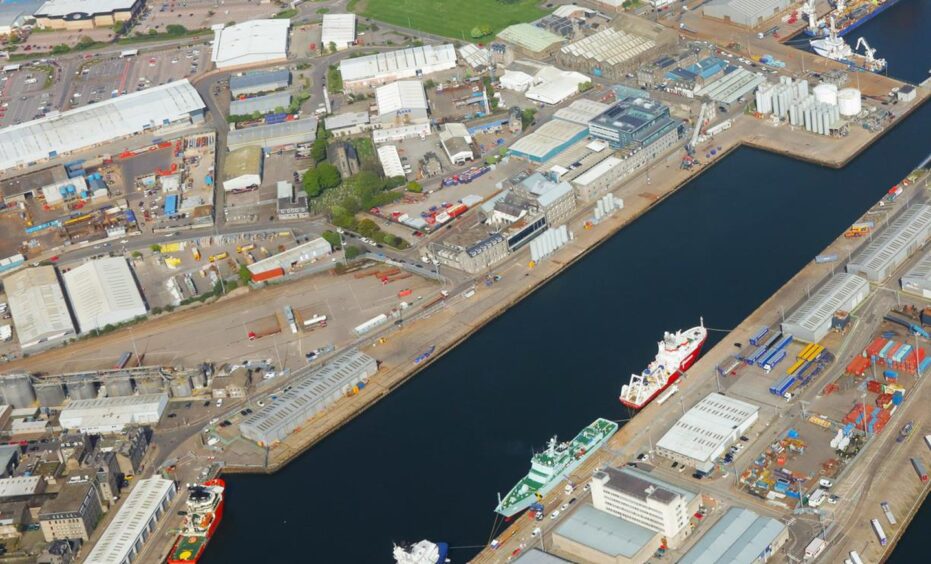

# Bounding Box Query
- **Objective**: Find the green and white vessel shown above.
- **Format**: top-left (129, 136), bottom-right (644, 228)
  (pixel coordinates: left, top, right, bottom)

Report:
top-left (495, 418), bottom-right (618, 517)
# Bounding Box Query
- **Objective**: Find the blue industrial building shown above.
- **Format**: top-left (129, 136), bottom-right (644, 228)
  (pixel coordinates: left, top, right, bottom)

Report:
top-left (588, 97), bottom-right (683, 150)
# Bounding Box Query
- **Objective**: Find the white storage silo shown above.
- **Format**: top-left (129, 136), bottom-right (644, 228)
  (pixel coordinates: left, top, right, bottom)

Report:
top-left (838, 88), bottom-right (862, 116)
top-left (813, 84), bottom-right (838, 106)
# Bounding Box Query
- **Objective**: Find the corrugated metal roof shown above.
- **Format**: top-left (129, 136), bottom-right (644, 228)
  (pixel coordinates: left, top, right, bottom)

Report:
top-left (321, 13), bottom-right (356, 48)
top-left (703, 0), bottom-right (789, 20)
top-left (4, 266), bottom-right (74, 346)
top-left (554, 99), bottom-right (609, 125)
top-left (848, 205), bottom-right (931, 281)
top-left (324, 111), bottom-right (370, 130)
top-left (554, 504), bottom-right (657, 557)
top-left (229, 69), bottom-right (290, 93)
top-left (560, 27), bottom-right (656, 65)
top-left (497, 23), bottom-right (564, 53)
top-left (84, 477), bottom-right (175, 564)
top-left (375, 80), bottom-right (428, 115)
top-left (901, 248), bottom-right (931, 292)
top-left (211, 19), bottom-right (289, 69)
top-left (246, 237), bottom-right (331, 275)
top-left (339, 44), bottom-right (456, 83)
top-left (782, 273), bottom-right (868, 338)
top-left (656, 392), bottom-right (758, 463)
top-left (62, 257), bottom-right (146, 333)
top-left (34, 0), bottom-right (137, 17)
top-left (509, 120), bottom-right (587, 160)
top-left (573, 156), bottom-right (623, 186)
top-left (0, 80), bottom-right (203, 170)
top-left (377, 145), bottom-right (405, 178)
top-left (696, 67), bottom-right (765, 104)
top-left (227, 118), bottom-right (318, 149)
top-left (679, 507), bottom-right (786, 564)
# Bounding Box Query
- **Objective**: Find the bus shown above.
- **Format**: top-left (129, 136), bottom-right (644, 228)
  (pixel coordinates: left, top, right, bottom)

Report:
top-left (871, 518), bottom-right (887, 546)
top-left (849, 551), bottom-right (864, 564)
top-left (114, 352), bottom-right (132, 369)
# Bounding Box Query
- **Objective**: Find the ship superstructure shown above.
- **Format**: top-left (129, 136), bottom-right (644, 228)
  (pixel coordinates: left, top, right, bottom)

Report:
top-left (805, 0), bottom-right (905, 38)
top-left (167, 479), bottom-right (226, 564)
top-left (393, 540), bottom-right (449, 564)
top-left (495, 418), bottom-right (618, 517)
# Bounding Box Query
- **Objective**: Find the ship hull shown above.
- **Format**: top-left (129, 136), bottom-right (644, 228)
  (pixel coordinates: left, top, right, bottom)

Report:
top-left (436, 542), bottom-right (449, 564)
top-left (804, 0), bottom-right (903, 37)
top-left (167, 480), bottom-right (225, 564)
top-left (619, 333), bottom-right (707, 410)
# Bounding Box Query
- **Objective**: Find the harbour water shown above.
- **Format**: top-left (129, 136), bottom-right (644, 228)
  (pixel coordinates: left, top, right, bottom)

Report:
top-left (204, 10), bottom-right (931, 564)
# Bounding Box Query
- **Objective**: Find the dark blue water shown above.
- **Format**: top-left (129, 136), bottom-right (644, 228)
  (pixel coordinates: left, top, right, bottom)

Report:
top-left (852, 0), bottom-right (931, 83)
top-left (203, 9), bottom-right (931, 563)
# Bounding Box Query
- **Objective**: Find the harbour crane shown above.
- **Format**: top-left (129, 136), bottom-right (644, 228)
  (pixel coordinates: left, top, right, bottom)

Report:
top-left (855, 37), bottom-right (887, 71)
top-left (802, 0), bottom-right (821, 35)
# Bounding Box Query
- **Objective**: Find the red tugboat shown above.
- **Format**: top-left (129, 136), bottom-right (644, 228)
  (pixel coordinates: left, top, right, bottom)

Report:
top-left (167, 479), bottom-right (225, 564)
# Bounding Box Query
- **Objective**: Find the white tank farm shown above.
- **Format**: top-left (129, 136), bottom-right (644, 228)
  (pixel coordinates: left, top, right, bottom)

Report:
top-left (838, 88), bottom-right (862, 116)
top-left (813, 83), bottom-right (838, 105)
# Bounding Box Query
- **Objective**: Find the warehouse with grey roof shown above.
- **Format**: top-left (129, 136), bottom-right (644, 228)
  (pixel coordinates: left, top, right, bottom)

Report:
top-left (4, 266), bottom-right (75, 349)
top-left (240, 349), bottom-right (377, 445)
top-left (227, 118), bottom-right (318, 151)
top-left (781, 272), bottom-right (869, 343)
top-left (846, 204), bottom-right (931, 282)
top-left (702, 0), bottom-right (791, 28)
top-left (678, 507), bottom-right (788, 564)
top-left (552, 504), bottom-right (660, 564)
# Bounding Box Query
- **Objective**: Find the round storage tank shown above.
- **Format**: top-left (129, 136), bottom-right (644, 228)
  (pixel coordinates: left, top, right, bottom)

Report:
top-left (0, 374), bottom-right (35, 408)
top-left (35, 384), bottom-right (66, 407)
top-left (170, 376), bottom-right (193, 398)
top-left (837, 88), bottom-right (862, 116)
top-left (66, 377), bottom-right (97, 400)
top-left (813, 83), bottom-right (838, 105)
top-left (106, 377), bottom-right (134, 397)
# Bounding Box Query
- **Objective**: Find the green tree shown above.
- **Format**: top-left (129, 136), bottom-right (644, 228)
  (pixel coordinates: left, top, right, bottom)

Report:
top-left (578, 81), bottom-right (593, 93)
top-left (321, 230), bottom-right (342, 249)
top-left (344, 245), bottom-right (363, 260)
top-left (76, 36), bottom-right (95, 49)
top-left (356, 218), bottom-right (379, 238)
top-left (316, 162), bottom-right (341, 189)
top-left (311, 137), bottom-right (328, 163)
top-left (406, 181), bottom-right (422, 193)
top-left (238, 265), bottom-right (252, 285)
top-left (131, 251), bottom-right (143, 258)
top-left (150, 244), bottom-right (162, 253)
top-left (166, 24), bottom-right (187, 36)
top-left (51, 44), bottom-right (70, 54)
top-left (302, 169), bottom-right (322, 197)
top-left (521, 108), bottom-right (537, 130)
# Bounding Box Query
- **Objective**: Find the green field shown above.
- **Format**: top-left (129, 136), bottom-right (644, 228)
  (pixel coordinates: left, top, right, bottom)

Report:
top-left (357, 0), bottom-right (548, 40)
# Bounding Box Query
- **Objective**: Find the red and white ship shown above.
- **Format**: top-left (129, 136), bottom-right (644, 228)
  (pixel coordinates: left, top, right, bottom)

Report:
top-left (167, 479), bottom-right (225, 564)
top-left (619, 320), bottom-right (707, 410)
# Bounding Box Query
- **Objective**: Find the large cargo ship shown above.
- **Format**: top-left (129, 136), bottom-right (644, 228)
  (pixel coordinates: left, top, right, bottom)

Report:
top-left (619, 321), bottom-right (707, 410)
top-left (495, 418), bottom-right (618, 517)
top-left (805, 0), bottom-right (904, 37)
top-left (167, 479), bottom-right (226, 564)
top-left (393, 539), bottom-right (449, 564)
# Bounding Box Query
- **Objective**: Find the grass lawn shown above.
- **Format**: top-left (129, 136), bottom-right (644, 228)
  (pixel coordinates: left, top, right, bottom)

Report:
top-left (357, 0), bottom-right (548, 40)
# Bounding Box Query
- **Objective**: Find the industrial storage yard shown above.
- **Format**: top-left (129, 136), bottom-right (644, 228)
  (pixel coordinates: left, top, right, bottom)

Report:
top-left (0, 0), bottom-right (924, 562)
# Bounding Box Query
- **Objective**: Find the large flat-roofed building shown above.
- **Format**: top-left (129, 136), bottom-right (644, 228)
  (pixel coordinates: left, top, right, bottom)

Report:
top-left (377, 145), bottom-right (405, 178)
top-left (556, 16), bottom-right (675, 81)
top-left (591, 466), bottom-right (700, 548)
top-left (375, 80), bottom-right (429, 123)
top-left (572, 155), bottom-right (627, 201)
top-left (229, 69), bottom-right (291, 98)
top-left (656, 392), bottom-right (759, 468)
top-left (39, 479), bottom-right (103, 542)
top-left (554, 99), bottom-right (610, 126)
top-left (211, 19), bottom-right (290, 70)
top-left (59, 394), bottom-right (168, 434)
top-left (245, 237), bottom-right (332, 280)
top-left (588, 97), bottom-right (681, 150)
top-left (227, 118), bottom-right (317, 151)
top-left (84, 476), bottom-right (176, 564)
top-left (678, 507), bottom-right (788, 564)
top-left (0, 0), bottom-right (43, 35)
top-left (240, 349), bottom-right (377, 445)
top-left (439, 123), bottom-right (475, 165)
top-left (696, 67), bottom-right (766, 107)
top-left (552, 504), bottom-right (661, 564)
top-left (431, 232), bottom-right (508, 274)
top-left (0, 476), bottom-right (45, 500)
top-left (516, 172), bottom-right (576, 228)
top-left (702, 0), bottom-right (791, 28)
top-left (781, 273), bottom-right (869, 343)
top-left (0, 80), bottom-right (204, 171)
top-left (62, 257), bottom-right (146, 334)
top-left (497, 23), bottom-right (564, 56)
top-left (34, 0), bottom-right (143, 30)
top-left (4, 266), bottom-right (75, 349)
top-left (321, 13), bottom-right (356, 51)
top-left (339, 44), bottom-right (457, 91)
top-left (525, 68), bottom-right (591, 106)
top-left (222, 146), bottom-right (263, 193)
top-left (276, 181), bottom-right (308, 220)
top-left (847, 205), bottom-right (931, 282)
top-left (324, 112), bottom-right (371, 137)
top-left (229, 91), bottom-right (291, 117)
top-left (508, 120), bottom-right (588, 163)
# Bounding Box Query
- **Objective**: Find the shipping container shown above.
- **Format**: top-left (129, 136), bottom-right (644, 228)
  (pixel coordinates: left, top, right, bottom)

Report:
top-left (749, 326), bottom-right (769, 346)
top-left (850, 551), bottom-right (864, 564)
top-left (871, 518), bottom-right (887, 546)
top-left (814, 254), bottom-right (838, 264)
top-left (763, 350), bottom-right (787, 372)
top-left (251, 267), bottom-right (285, 282)
top-left (911, 457), bottom-right (928, 482)
top-left (881, 501), bottom-right (897, 526)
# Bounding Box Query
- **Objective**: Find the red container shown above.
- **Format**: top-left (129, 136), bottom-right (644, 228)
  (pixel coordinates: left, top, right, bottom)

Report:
top-left (867, 380), bottom-right (883, 393)
top-left (398, 288), bottom-right (412, 298)
top-left (251, 267), bottom-right (285, 282)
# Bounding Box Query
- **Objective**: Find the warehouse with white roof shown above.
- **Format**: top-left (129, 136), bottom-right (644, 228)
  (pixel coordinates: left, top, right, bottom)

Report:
top-left (59, 393), bottom-right (168, 434)
top-left (781, 273), bottom-right (869, 343)
top-left (696, 67), bottom-right (766, 106)
top-left (229, 91), bottom-right (291, 117)
top-left (846, 204), bottom-right (931, 282)
top-left (240, 349), bottom-right (377, 445)
top-left (4, 266), bottom-right (75, 349)
top-left (702, 0), bottom-right (791, 28)
top-left (84, 476), bottom-right (176, 564)
top-left (211, 19), bottom-right (290, 70)
top-left (339, 44), bottom-right (457, 90)
top-left (321, 13), bottom-right (356, 51)
top-left (656, 392), bottom-right (759, 468)
top-left (553, 99), bottom-right (609, 125)
top-left (375, 80), bottom-right (429, 122)
top-left (901, 249), bottom-right (931, 298)
top-left (508, 120), bottom-right (588, 163)
top-left (62, 257), bottom-right (146, 334)
top-left (0, 80), bottom-right (204, 171)
top-left (377, 145), bottom-right (406, 178)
